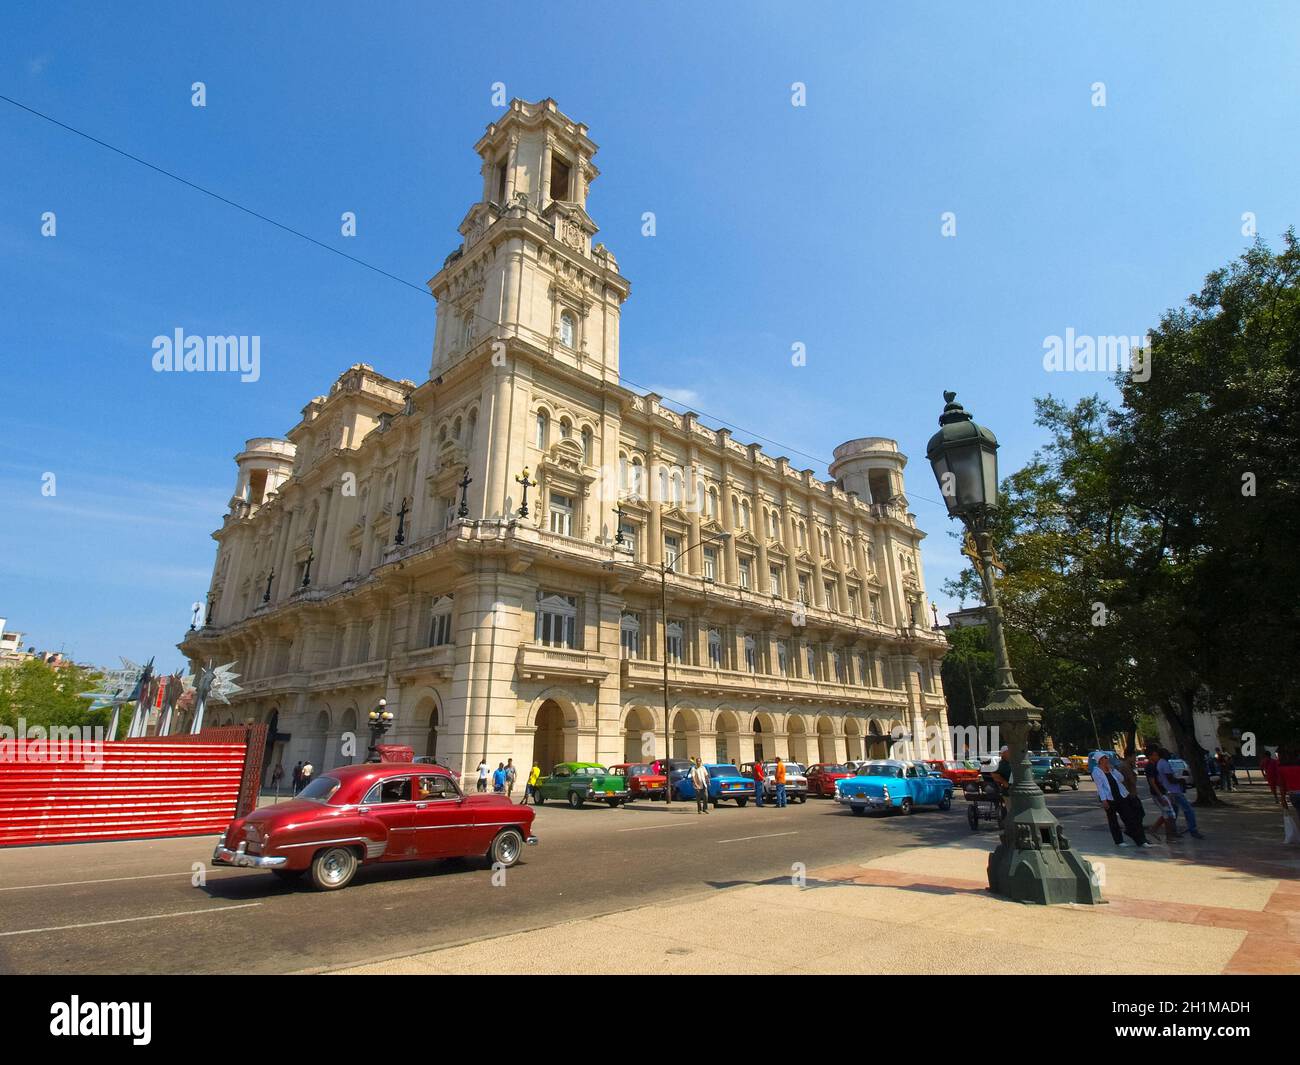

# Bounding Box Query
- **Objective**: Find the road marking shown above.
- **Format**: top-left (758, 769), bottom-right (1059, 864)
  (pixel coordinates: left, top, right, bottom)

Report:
top-left (0, 903), bottom-right (261, 937)
top-left (0, 868), bottom-right (240, 892)
top-left (716, 831), bottom-right (799, 844)
top-left (617, 821), bottom-right (698, 833)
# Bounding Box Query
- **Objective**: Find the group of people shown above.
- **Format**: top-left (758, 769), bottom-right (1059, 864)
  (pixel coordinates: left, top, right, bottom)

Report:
top-left (475, 758), bottom-right (518, 797)
top-left (1091, 745), bottom-right (1204, 848)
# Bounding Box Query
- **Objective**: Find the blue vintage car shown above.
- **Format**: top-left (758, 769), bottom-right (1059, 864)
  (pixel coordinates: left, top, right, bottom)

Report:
top-left (672, 764), bottom-right (756, 807)
top-left (834, 759), bottom-right (954, 816)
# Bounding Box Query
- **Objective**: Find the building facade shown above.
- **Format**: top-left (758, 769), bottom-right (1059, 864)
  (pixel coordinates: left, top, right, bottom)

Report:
top-left (179, 99), bottom-right (951, 783)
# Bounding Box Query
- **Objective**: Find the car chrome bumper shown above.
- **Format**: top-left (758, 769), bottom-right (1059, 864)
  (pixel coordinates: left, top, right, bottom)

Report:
top-left (212, 843), bottom-right (288, 869)
top-left (838, 794), bottom-right (889, 809)
top-left (526, 836), bottom-right (539, 846)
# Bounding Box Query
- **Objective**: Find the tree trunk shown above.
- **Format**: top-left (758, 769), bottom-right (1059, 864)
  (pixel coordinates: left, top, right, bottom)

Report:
top-left (1163, 688), bottom-right (1222, 806)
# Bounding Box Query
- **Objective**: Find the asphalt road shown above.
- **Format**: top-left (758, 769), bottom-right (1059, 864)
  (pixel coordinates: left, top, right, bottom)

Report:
top-left (0, 785), bottom-right (1101, 974)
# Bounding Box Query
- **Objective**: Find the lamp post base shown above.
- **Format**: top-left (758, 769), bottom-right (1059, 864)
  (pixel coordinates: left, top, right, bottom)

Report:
top-left (983, 691), bottom-right (1102, 906)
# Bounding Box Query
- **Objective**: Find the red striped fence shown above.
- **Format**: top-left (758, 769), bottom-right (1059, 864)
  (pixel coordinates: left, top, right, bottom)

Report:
top-left (0, 725), bottom-right (266, 848)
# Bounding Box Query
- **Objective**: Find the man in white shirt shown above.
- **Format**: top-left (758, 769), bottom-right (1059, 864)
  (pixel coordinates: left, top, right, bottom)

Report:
top-left (1092, 754), bottom-right (1150, 847)
top-left (476, 759), bottom-right (489, 793)
top-left (690, 758), bottom-right (711, 814)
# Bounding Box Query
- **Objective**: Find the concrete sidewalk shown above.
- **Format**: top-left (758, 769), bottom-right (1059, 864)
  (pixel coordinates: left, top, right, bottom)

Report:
top-left (327, 787), bottom-right (1300, 975)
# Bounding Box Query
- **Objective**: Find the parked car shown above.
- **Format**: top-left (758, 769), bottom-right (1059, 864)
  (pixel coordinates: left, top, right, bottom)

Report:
top-left (610, 762), bottom-right (668, 800)
top-left (1030, 756), bottom-right (1079, 792)
top-left (534, 762), bottom-right (630, 808)
top-left (740, 761), bottom-right (809, 802)
top-left (650, 758), bottom-right (694, 793)
top-left (1068, 754), bottom-right (1091, 774)
top-left (1167, 758), bottom-right (1220, 789)
top-left (924, 759), bottom-right (982, 792)
top-left (806, 763), bottom-right (854, 798)
top-left (671, 763), bottom-right (755, 807)
top-left (834, 759), bottom-right (954, 816)
top-left (212, 762), bottom-right (537, 890)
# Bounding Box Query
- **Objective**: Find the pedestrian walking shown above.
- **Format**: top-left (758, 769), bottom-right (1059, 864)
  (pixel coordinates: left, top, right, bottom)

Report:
top-left (1150, 744), bottom-right (1204, 839)
top-left (774, 756), bottom-right (788, 808)
top-left (1261, 750), bottom-right (1280, 805)
top-left (752, 758), bottom-right (766, 807)
top-left (492, 761), bottom-right (507, 794)
top-left (525, 763), bottom-right (541, 805)
top-left (1215, 748), bottom-right (1234, 792)
top-left (292, 761), bottom-right (303, 794)
top-left (271, 763), bottom-right (284, 797)
top-left (690, 757), bottom-right (710, 814)
top-left (505, 758), bottom-right (517, 798)
top-left (476, 758), bottom-right (489, 793)
top-left (300, 760), bottom-right (314, 792)
top-left (1118, 750), bottom-right (1145, 824)
top-left (1091, 754), bottom-right (1150, 848)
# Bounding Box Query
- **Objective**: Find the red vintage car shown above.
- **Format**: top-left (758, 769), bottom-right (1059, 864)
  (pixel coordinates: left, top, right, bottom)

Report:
top-left (805, 763), bottom-right (854, 798)
top-left (212, 762), bottom-right (538, 890)
top-left (609, 762), bottom-right (668, 800)
top-left (925, 759), bottom-right (982, 791)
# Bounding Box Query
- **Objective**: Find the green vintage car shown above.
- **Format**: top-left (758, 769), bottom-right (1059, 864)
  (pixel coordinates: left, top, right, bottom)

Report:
top-left (534, 762), bottom-right (630, 808)
top-left (1030, 756), bottom-right (1080, 793)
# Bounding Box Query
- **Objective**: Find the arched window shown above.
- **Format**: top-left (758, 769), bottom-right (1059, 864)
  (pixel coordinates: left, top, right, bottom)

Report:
top-left (707, 486), bottom-right (718, 519)
top-left (732, 496), bottom-right (741, 529)
top-left (581, 426), bottom-right (593, 464)
top-left (535, 411), bottom-right (549, 449)
top-left (619, 453), bottom-right (629, 491)
top-left (453, 416), bottom-right (462, 441)
top-left (559, 312), bottom-right (575, 347)
top-left (740, 499), bottom-right (751, 531)
top-left (466, 409), bottom-right (477, 449)
top-left (630, 457), bottom-right (644, 498)
top-left (559, 417), bottom-right (572, 440)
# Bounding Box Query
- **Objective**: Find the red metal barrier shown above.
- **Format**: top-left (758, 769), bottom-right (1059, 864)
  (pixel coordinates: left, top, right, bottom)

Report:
top-left (0, 739), bottom-right (248, 847)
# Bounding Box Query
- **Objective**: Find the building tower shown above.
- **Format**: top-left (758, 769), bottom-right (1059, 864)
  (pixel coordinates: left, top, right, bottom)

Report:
top-left (426, 98), bottom-right (631, 520)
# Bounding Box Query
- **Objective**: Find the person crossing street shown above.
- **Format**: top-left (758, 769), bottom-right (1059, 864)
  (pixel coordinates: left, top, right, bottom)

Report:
top-left (690, 757), bottom-right (710, 814)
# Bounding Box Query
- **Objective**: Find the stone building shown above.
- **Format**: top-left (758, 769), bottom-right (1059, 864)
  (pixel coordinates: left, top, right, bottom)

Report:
top-left (179, 99), bottom-right (951, 784)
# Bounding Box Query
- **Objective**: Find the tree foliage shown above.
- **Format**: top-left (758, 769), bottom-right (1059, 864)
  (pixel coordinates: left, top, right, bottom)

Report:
top-left (944, 233), bottom-right (1300, 799)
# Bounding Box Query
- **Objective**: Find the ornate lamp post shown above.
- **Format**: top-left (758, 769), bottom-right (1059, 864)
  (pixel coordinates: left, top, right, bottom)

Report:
top-left (515, 468), bottom-right (537, 519)
top-left (457, 467), bottom-right (472, 518)
top-left (660, 527), bottom-right (730, 803)
top-left (927, 391), bottom-right (1099, 904)
top-left (366, 698), bottom-right (395, 762)
top-left (301, 549), bottom-right (314, 588)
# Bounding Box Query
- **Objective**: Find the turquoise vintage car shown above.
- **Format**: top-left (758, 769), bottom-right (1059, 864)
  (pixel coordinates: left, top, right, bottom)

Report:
top-left (671, 764), bottom-right (755, 807)
top-left (834, 759), bottom-right (954, 816)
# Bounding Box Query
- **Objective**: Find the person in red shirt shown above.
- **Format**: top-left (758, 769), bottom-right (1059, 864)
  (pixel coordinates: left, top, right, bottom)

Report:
top-left (751, 758), bottom-right (765, 807)
top-left (1261, 751), bottom-right (1280, 805)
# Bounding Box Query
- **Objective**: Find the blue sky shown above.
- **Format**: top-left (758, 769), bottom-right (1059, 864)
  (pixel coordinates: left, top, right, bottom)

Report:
top-left (2, 1), bottom-right (1297, 671)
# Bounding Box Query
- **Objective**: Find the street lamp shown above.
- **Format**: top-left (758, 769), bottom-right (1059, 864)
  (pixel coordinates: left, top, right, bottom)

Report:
top-left (365, 698), bottom-right (395, 762)
top-left (660, 527), bottom-right (730, 803)
top-left (926, 391), bottom-right (1099, 905)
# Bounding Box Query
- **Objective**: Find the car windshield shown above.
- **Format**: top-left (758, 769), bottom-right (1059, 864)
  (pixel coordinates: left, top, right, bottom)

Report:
top-left (821, 765), bottom-right (848, 773)
top-left (863, 764), bottom-right (902, 778)
top-left (705, 764), bottom-right (737, 774)
top-left (627, 765), bottom-right (651, 776)
top-left (1031, 757), bottom-right (1051, 766)
top-left (298, 776), bottom-right (342, 804)
top-left (575, 766), bottom-right (606, 776)
top-left (943, 761), bottom-right (966, 770)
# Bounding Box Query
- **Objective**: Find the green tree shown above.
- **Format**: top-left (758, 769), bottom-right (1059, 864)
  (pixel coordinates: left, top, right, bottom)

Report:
top-left (0, 660), bottom-right (109, 732)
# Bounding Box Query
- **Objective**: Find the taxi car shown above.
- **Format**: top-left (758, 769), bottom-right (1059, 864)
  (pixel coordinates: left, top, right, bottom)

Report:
top-left (534, 762), bottom-right (630, 808)
top-left (834, 759), bottom-right (954, 816)
top-left (213, 762), bottom-right (537, 890)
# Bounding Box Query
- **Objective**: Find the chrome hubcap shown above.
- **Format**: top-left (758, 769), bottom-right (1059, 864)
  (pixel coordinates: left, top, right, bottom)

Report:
top-left (322, 851), bottom-right (348, 883)
top-left (498, 835), bottom-right (519, 863)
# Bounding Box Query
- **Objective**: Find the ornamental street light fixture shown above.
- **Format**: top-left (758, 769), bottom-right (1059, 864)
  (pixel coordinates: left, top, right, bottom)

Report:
top-left (515, 468), bottom-right (537, 519)
top-left (926, 391), bottom-right (1099, 905)
top-left (660, 525), bottom-right (730, 804)
top-left (366, 698), bottom-right (395, 762)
